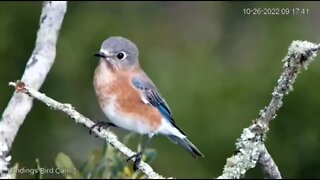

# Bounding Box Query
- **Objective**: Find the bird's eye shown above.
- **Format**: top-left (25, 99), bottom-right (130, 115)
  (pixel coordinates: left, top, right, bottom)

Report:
top-left (117, 51), bottom-right (126, 60)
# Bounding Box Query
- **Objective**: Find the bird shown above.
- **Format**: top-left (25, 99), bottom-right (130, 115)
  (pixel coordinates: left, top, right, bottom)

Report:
top-left (91, 36), bottom-right (204, 171)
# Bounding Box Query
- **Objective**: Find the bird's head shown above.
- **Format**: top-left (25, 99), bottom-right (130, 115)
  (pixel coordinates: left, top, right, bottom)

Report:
top-left (94, 36), bottom-right (140, 71)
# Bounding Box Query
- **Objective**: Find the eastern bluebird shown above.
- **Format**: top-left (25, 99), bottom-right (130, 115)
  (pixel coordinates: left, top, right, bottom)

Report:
top-left (91, 36), bottom-right (204, 171)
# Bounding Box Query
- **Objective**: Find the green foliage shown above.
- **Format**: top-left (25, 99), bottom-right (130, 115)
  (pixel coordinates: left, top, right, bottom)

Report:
top-left (55, 153), bottom-right (82, 179)
top-left (34, 159), bottom-right (43, 179)
top-left (54, 133), bottom-right (157, 179)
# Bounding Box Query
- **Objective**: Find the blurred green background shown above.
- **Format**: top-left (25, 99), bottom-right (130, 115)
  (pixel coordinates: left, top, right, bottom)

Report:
top-left (1, 1), bottom-right (320, 179)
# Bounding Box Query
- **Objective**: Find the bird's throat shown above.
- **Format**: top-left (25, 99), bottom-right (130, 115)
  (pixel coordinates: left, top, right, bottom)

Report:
top-left (100, 59), bottom-right (117, 72)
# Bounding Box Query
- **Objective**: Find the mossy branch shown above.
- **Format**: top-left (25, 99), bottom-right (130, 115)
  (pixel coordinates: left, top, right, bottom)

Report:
top-left (0, 2), bottom-right (67, 178)
top-left (7, 81), bottom-right (166, 179)
top-left (217, 41), bottom-right (320, 179)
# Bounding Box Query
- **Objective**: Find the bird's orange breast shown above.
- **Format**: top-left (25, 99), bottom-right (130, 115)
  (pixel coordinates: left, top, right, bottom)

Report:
top-left (93, 60), bottom-right (162, 130)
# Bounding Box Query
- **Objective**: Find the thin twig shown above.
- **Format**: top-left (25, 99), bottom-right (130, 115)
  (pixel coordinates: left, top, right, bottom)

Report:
top-left (8, 81), bottom-right (166, 179)
top-left (217, 41), bottom-right (319, 179)
top-left (0, 2), bottom-right (67, 178)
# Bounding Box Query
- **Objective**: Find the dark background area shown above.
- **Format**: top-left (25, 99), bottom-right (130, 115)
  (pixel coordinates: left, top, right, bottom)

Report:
top-left (1, 1), bottom-right (320, 178)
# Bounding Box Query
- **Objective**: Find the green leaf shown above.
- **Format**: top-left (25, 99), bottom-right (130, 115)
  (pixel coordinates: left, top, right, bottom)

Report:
top-left (142, 148), bottom-right (157, 163)
top-left (105, 146), bottom-right (124, 177)
top-left (109, 154), bottom-right (125, 176)
top-left (91, 158), bottom-right (107, 178)
top-left (122, 132), bottom-right (136, 145)
top-left (55, 152), bottom-right (83, 179)
top-left (34, 158), bottom-right (42, 179)
top-left (8, 163), bottom-right (19, 179)
top-left (79, 148), bottom-right (106, 178)
top-left (102, 141), bottom-right (109, 156)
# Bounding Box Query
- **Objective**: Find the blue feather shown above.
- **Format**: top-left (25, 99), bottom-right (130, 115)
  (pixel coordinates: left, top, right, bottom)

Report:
top-left (158, 104), bottom-right (171, 121)
top-left (131, 76), bottom-right (186, 136)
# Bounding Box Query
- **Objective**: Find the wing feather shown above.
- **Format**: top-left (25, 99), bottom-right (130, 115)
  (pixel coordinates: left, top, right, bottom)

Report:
top-left (131, 76), bottom-right (186, 136)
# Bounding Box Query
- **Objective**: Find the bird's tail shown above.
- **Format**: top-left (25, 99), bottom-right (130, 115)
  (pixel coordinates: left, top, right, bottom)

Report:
top-left (167, 135), bottom-right (204, 158)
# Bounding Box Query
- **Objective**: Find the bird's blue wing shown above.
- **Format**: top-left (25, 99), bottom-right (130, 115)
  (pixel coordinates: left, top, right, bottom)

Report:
top-left (131, 76), bottom-right (171, 120)
top-left (131, 76), bottom-right (186, 136)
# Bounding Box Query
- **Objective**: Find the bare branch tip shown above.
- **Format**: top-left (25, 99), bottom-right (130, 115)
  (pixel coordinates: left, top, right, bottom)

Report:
top-left (8, 80), bottom-right (26, 92)
top-left (8, 82), bottom-right (16, 87)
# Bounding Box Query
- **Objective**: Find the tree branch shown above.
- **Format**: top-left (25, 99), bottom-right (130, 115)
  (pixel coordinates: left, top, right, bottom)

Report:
top-left (217, 41), bottom-right (320, 179)
top-left (258, 144), bottom-right (281, 179)
top-left (8, 81), bottom-right (166, 179)
top-left (0, 1), bottom-right (67, 178)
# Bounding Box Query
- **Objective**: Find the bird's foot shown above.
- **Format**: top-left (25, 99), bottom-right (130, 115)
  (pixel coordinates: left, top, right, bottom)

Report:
top-left (89, 121), bottom-right (116, 134)
top-left (127, 152), bottom-right (142, 171)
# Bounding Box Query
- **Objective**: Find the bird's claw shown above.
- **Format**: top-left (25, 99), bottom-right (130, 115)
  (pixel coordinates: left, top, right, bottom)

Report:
top-left (127, 152), bottom-right (142, 171)
top-left (89, 121), bottom-right (116, 134)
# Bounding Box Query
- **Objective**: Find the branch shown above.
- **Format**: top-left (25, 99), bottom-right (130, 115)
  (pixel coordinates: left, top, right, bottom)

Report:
top-left (217, 41), bottom-right (320, 179)
top-left (258, 145), bottom-right (281, 179)
top-left (0, 1), bottom-right (67, 178)
top-left (8, 81), bottom-right (166, 179)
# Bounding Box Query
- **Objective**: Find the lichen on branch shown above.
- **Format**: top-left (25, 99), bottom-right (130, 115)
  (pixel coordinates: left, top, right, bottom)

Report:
top-left (7, 81), bottom-right (165, 179)
top-left (217, 41), bottom-right (319, 179)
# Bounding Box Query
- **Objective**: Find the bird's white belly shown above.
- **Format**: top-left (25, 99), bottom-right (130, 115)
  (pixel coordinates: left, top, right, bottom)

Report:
top-left (102, 97), bottom-right (154, 135)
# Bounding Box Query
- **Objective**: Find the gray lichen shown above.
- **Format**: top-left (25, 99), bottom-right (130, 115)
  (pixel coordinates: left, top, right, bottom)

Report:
top-left (218, 40), bottom-right (319, 179)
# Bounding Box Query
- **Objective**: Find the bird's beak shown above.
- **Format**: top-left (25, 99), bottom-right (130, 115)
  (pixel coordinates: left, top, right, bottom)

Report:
top-left (93, 51), bottom-right (107, 58)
